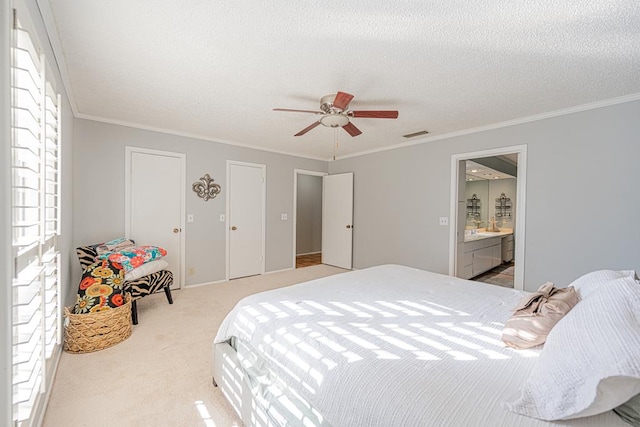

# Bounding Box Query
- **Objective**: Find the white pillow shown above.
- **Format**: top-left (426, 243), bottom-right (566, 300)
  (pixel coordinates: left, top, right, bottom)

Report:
top-left (569, 269), bottom-right (636, 298)
top-left (504, 275), bottom-right (640, 420)
top-left (124, 259), bottom-right (169, 281)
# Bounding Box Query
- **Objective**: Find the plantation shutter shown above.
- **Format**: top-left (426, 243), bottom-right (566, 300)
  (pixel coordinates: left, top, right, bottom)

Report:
top-left (11, 8), bottom-right (62, 425)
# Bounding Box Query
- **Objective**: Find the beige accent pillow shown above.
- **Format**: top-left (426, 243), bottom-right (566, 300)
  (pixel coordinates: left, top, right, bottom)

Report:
top-left (502, 282), bottom-right (579, 349)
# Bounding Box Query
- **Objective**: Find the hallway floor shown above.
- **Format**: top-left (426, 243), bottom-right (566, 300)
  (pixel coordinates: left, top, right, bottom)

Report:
top-left (296, 252), bottom-right (322, 268)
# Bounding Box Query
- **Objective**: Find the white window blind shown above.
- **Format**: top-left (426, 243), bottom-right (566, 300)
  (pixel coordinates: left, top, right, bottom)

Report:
top-left (11, 9), bottom-right (62, 426)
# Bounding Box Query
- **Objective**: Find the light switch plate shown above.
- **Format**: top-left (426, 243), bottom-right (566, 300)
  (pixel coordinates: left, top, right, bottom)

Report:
top-left (439, 217), bottom-right (449, 226)
top-left (281, 213), bottom-right (288, 221)
top-left (187, 214), bottom-right (194, 223)
top-left (219, 214), bottom-right (225, 222)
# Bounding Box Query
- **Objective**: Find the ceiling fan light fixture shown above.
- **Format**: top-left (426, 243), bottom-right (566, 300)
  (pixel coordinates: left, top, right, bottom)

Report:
top-left (320, 114), bottom-right (349, 128)
top-left (275, 90), bottom-right (398, 137)
top-left (320, 94), bottom-right (337, 113)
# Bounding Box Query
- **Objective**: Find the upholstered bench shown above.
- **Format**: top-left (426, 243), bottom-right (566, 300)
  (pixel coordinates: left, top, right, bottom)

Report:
top-left (76, 244), bottom-right (174, 324)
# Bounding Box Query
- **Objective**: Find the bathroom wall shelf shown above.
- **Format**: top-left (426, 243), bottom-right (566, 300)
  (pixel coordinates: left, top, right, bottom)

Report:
top-left (466, 194), bottom-right (482, 218)
top-left (495, 192), bottom-right (512, 217)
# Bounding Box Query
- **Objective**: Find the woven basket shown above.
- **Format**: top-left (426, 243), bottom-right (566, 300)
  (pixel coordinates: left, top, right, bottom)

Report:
top-left (64, 294), bottom-right (132, 354)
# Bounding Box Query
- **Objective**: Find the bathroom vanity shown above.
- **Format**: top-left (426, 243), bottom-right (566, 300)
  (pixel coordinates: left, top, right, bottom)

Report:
top-left (461, 230), bottom-right (513, 279)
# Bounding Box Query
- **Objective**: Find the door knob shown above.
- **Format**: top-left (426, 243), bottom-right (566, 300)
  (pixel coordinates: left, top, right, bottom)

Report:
top-left (346, 225), bottom-right (351, 229)
top-left (231, 226), bottom-right (237, 230)
top-left (173, 228), bottom-right (180, 233)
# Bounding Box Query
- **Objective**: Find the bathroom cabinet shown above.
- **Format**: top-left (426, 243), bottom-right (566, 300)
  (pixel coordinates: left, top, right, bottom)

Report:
top-left (502, 234), bottom-right (514, 262)
top-left (461, 236), bottom-right (502, 279)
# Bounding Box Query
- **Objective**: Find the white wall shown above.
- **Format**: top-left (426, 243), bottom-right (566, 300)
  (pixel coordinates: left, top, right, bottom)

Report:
top-left (72, 119), bottom-right (328, 286)
top-left (329, 100), bottom-right (640, 290)
top-left (296, 174), bottom-right (323, 255)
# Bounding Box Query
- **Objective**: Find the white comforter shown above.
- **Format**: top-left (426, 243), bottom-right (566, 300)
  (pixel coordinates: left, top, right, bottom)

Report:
top-left (214, 265), bottom-right (626, 426)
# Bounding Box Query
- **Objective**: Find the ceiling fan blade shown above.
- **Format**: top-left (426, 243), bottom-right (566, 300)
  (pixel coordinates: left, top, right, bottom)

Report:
top-left (274, 108), bottom-right (323, 114)
top-left (294, 121), bottom-right (321, 136)
top-left (342, 122), bottom-right (362, 137)
top-left (350, 110), bottom-right (399, 119)
top-left (333, 92), bottom-right (354, 110)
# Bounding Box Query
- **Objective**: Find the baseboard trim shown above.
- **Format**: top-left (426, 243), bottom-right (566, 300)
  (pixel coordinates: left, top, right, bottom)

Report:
top-left (295, 251), bottom-right (321, 256)
top-left (184, 266), bottom-right (310, 286)
top-left (265, 267), bottom-right (295, 275)
top-left (184, 279), bottom-right (227, 288)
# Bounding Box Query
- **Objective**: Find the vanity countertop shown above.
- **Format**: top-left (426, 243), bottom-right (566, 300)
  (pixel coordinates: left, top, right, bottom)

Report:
top-left (464, 229), bottom-right (513, 242)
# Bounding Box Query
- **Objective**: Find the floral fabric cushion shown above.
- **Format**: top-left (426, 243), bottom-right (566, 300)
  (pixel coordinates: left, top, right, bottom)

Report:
top-left (74, 259), bottom-right (127, 314)
top-left (97, 245), bottom-right (167, 272)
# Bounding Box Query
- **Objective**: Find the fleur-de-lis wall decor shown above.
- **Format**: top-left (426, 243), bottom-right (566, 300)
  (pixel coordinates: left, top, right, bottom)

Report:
top-left (192, 174), bottom-right (221, 201)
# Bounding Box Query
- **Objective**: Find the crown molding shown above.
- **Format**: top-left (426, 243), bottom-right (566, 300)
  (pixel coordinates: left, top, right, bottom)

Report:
top-left (333, 92), bottom-right (640, 161)
top-left (75, 113), bottom-right (329, 162)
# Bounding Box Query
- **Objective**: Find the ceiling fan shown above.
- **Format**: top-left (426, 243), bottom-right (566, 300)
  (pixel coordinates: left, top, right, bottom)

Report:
top-left (273, 91), bottom-right (399, 137)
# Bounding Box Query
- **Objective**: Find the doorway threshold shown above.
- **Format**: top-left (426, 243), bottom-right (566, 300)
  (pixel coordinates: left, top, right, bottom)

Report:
top-left (296, 253), bottom-right (322, 269)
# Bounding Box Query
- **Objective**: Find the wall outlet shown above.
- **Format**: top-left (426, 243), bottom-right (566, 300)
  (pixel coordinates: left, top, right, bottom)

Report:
top-left (187, 213), bottom-right (194, 223)
top-left (439, 217), bottom-right (449, 226)
top-left (188, 267), bottom-right (195, 276)
top-left (219, 214), bottom-right (225, 222)
top-left (281, 213), bottom-right (288, 221)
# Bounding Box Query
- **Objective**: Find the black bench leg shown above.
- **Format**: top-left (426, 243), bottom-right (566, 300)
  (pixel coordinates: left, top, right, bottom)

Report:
top-left (164, 285), bottom-right (174, 304)
top-left (131, 299), bottom-right (138, 325)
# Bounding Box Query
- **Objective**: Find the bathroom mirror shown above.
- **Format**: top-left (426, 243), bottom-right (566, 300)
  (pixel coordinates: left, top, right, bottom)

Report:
top-left (465, 159), bottom-right (517, 230)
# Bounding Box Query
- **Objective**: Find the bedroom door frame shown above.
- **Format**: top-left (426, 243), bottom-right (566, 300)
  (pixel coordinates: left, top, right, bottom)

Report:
top-left (292, 169), bottom-right (328, 268)
top-left (124, 146), bottom-right (186, 290)
top-left (448, 145), bottom-right (527, 290)
top-left (225, 160), bottom-right (266, 280)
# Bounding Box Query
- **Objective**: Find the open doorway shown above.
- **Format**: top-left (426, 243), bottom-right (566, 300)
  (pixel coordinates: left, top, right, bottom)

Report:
top-left (449, 146), bottom-right (527, 290)
top-left (462, 157), bottom-right (517, 287)
top-left (293, 170), bottom-right (327, 269)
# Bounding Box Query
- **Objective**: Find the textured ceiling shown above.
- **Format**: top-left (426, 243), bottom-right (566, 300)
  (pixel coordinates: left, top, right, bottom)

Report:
top-left (48, 0), bottom-right (640, 160)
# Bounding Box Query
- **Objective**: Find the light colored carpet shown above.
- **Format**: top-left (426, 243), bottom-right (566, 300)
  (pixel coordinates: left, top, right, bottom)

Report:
top-left (43, 264), bottom-right (346, 427)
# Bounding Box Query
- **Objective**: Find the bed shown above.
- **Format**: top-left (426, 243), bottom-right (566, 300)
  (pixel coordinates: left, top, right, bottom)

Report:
top-left (212, 265), bottom-right (631, 426)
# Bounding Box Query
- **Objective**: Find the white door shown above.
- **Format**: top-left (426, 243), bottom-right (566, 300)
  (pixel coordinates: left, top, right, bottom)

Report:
top-left (127, 149), bottom-right (184, 289)
top-left (322, 173), bottom-right (353, 269)
top-left (228, 162), bottom-right (265, 279)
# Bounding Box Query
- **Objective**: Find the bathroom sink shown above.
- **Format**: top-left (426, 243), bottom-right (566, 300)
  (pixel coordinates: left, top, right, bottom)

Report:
top-left (464, 232), bottom-right (502, 240)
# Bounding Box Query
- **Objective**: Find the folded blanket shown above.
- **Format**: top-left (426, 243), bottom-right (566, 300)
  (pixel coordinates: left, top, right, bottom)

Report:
top-left (95, 237), bottom-right (135, 256)
top-left (97, 245), bottom-right (167, 272)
